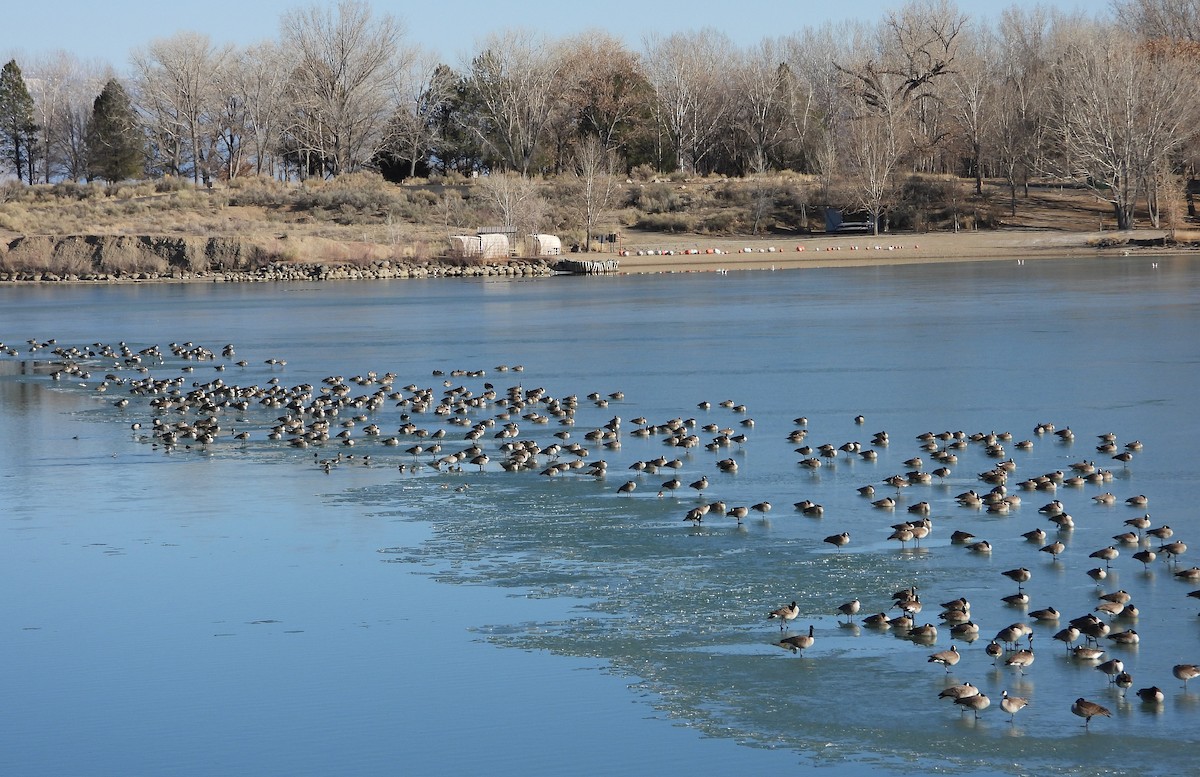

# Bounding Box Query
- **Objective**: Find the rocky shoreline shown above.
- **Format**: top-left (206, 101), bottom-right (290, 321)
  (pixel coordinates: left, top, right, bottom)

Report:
top-left (0, 234), bottom-right (557, 283)
top-left (0, 259), bottom-right (556, 284)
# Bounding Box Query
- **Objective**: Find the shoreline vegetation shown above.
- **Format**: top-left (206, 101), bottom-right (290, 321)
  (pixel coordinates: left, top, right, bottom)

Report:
top-left (1, 175), bottom-right (1196, 284)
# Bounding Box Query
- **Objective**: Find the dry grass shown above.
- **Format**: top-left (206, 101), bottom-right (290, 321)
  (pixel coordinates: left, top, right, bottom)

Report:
top-left (1, 172), bottom-right (1189, 277)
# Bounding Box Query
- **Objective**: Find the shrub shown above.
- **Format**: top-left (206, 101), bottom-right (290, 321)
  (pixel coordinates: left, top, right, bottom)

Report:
top-left (2, 236), bottom-right (55, 270)
top-left (0, 204), bottom-right (30, 232)
top-left (53, 238), bottom-right (98, 274)
top-left (629, 182), bottom-right (686, 213)
top-left (155, 176), bottom-right (192, 193)
top-left (630, 164), bottom-right (656, 182)
top-left (635, 212), bottom-right (696, 232)
top-left (99, 237), bottom-right (167, 274)
top-left (700, 210), bottom-right (742, 233)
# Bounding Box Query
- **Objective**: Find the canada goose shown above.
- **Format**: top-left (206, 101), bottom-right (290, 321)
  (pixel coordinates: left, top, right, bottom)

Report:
top-left (941, 608), bottom-right (971, 625)
top-left (928, 645), bottom-right (960, 672)
top-left (1000, 690), bottom-right (1029, 723)
top-left (954, 692), bottom-right (991, 718)
top-left (1159, 541), bottom-right (1187, 564)
top-left (1039, 499), bottom-right (1065, 514)
top-left (1030, 606), bottom-right (1060, 622)
top-left (688, 475), bottom-right (709, 492)
top-left (1002, 592), bottom-right (1030, 607)
top-left (617, 480), bottom-right (637, 494)
top-left (995, 624), bottom-right (1029, 648)
top-left (1049, 513), bottom-right (1075, 531)
top-left (823, 532), bottom-right (850, 551)
top-left (908, 623), bottom-right (938, 642)
top-left (1002, 568), bottom-right (1032, 589)
top-left (768, 601), bottom-right (800, 630)
top-left (968, 540), bottom-right (992, 554)
top-left (1097, 658), bottom-right (1125, 683)
top-left (726, 506), bottom-right (749, 523)
top-left (777, 624), bottom-right (815, 655)
top-left (1132, 549), bottom-right (1157, 568)
top-left (1086, 567), bottom-right (1108, 582)
top-left (1136, 686), bottom-right (1164, 704)
top-left (950, 621), bottom-right (980, 640)
top-left (986, 640), bottom-right (1004, 664)
top-left (1112, 531), bottom-right (1139, 545)
top-left (888, 527), bottom-right (915, 548)
top-left (1072, 698), bottom-right (1111, 728)
top-left (1146, 524), bottom-right (1173, 540)
top-left (951, 530), bottom-right (977, 544)
top-left (836, 599), bottom-right (861, 621)
top-left (1124, 514), bottom-right (1152, 532)
top-left (1172, 664), bottom-right (1200, 689)
top-left (940, 597), bottom-right (970, 612)
top-left (1024, 528), bottom-right (1048, 544)
top-left (862, 612), bottom-right (891, 628)
top-left (1005, 637), bottom-right (1036, 674)
top-left (1095, 600), bottom-right (1125, 617)
top-left (1089, 546), bottom-right (1119, 568)
top-left (1175, 567), bottom-right (1200, 582)
top-left (938, 682), bottom-right (979, 701)
top-left (1115, 672), bottom-right (1134, 695)
top-left (1125, 494), bottom-right (1148, 507)
top-left (1053, 625), bottom-right (1080, 650)
top-left (1098, 590), bottom-right (1131, 604)
top-left (895, 594), bottom-right (923, 616)
top-left (751, 501), bottom-right (771, 514)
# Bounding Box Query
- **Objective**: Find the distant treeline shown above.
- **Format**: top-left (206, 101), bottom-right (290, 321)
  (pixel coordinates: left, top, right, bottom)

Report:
top-left (1, 0), bottom-right (1198, 231)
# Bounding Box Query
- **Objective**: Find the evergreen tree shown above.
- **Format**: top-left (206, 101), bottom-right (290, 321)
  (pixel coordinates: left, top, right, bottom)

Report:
top-left (0, 59), bottom-right (38, 183)
top-left (86, 79), bottom-right (143, 182)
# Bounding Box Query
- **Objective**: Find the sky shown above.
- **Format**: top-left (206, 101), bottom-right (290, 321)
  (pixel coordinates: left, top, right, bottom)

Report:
top-left (5, 0), bottom-right (1095, 72)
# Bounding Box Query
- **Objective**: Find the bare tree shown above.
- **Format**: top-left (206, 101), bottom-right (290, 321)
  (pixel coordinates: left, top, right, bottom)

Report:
top-left (385, 51), bottom-right (455, 179)
top-left (571, 136), bottom-right (620, 249)
top-left (641, 29), bottom-right (733, 174)
top-left (879, 0), bottom-right (968, 172)
top-left (992, 5), bottom-right (1054, 213)
top-left (216, 42), bottom-right (292, 179)
top-left (132, 32), bottom-right (232, 184)
top-left (948, 28), bottom-right (999, 194)
top-left (1112, 0), bottom-right (1200, 41)
top-left (786, 22), bottom-right (865, 182)
top-left (1046, 23), bottom-right (1200, 229)
top-left (842, 104), bottom-right (905, 235)
top-left (26, 51), bottom-right (110, 182)
top-left (729, 39), bottom-right (794, 174)
top-left (476, 171), bottom-right (545, 238)
top-left (463, 29), bottom-right (565, 176)
top-left (280, 0), bottom-right (407, 177)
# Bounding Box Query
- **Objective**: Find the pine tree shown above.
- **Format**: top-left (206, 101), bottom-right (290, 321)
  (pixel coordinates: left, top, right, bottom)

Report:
top-left (86, 79), bottom-right (143, 182)
top-left (0, 59), bottom-right (38, 183)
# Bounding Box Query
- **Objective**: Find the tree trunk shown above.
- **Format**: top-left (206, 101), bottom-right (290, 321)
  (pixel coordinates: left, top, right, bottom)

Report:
top-left (973, 141), bottom-right (982, 196)
top-left (1113, 201), bottom-right (1134, 231)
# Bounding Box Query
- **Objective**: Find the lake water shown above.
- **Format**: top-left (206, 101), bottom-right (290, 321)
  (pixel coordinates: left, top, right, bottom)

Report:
top-left (2, 256), bottom-right (1198, 776)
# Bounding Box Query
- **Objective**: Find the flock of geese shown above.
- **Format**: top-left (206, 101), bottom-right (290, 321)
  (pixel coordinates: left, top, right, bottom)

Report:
top-left (761, 422), bottom-right (1199, 729)
top-left (7, 335), bottom-right (1199, 737)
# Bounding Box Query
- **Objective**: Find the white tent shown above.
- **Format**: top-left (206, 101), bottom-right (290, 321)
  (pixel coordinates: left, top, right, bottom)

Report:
top-left (529, 234), bottom-right (561, 256)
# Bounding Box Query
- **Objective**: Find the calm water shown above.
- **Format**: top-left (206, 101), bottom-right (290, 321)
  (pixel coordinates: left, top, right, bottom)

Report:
top-left (2, 256), bottom-right (1198, 776)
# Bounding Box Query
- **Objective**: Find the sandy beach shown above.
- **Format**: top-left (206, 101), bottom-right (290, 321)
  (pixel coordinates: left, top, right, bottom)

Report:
top-left (610, 227), bottom-right (1186, 274)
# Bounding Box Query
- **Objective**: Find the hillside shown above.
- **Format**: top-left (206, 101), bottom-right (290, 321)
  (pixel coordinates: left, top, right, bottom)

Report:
top-left (0, 173), bottom-right (1189, 278)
